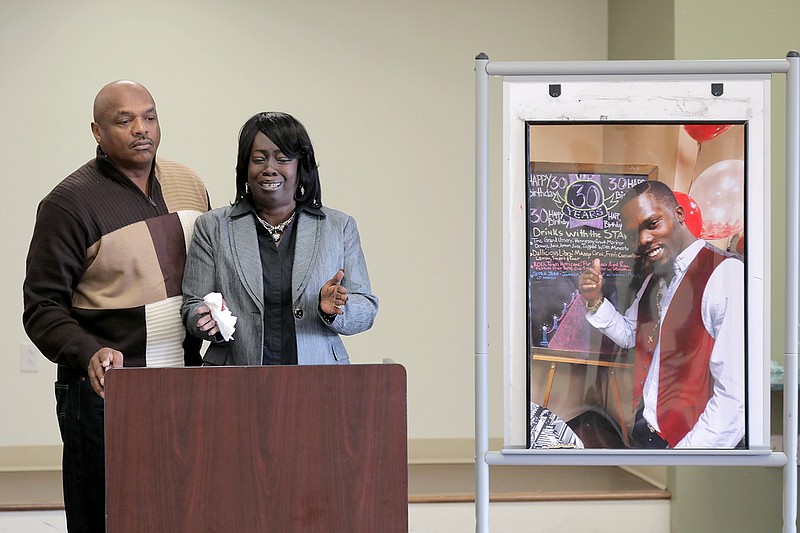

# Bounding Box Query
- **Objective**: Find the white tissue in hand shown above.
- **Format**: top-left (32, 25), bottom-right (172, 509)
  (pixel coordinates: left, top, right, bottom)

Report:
top-left (203, 292), bottom-right (237, 341)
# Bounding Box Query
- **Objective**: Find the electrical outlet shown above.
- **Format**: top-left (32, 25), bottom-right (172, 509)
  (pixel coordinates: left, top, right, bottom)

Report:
top-left (20, 343), bottom-right (40, 373)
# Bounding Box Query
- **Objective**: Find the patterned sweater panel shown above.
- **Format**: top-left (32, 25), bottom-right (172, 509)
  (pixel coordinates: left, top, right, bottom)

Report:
top-left (23, 156), bottom-right (207, 370)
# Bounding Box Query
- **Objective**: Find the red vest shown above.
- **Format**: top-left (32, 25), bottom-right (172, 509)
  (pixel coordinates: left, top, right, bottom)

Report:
top-left (633, 246), bottom-right (727, 447)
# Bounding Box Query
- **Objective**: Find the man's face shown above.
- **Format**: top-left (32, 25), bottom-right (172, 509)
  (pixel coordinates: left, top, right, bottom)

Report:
top-left (91, 84), bottom-right (160, 173)
top-left (621, 192), bottom-right (687, 274)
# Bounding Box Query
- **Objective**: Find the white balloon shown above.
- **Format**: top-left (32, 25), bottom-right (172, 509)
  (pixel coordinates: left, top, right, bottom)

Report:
top-left (689, 159), bottom-right (744, 240)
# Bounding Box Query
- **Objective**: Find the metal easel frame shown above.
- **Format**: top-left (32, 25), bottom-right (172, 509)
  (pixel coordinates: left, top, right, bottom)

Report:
top-left (474, 52), bottom-right (799, 533)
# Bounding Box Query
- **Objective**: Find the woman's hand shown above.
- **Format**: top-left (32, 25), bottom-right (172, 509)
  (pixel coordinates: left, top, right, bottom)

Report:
top-left (319, 269), bottom-right (347, 315)
top-left (196, 304), bottom-right (220, 336)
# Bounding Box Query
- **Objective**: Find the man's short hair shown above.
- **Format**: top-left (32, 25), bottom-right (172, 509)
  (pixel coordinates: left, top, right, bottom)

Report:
top-left (621, 180), bottom-right (678, 210)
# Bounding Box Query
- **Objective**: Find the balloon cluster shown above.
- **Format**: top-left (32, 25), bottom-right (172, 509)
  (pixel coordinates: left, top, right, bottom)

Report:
top-left (679, 125), bottom-right (743, 245)
top-left (689, 159), bottom-right (744, 240)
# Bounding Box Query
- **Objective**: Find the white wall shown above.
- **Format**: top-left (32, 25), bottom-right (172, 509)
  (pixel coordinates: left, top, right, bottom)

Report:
top-left (0, 0), bottom-right (607, 452)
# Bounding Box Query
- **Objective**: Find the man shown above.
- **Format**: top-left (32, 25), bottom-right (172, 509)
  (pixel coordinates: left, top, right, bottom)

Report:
top-left (578, 180), bottom-right (744, 449)
top-left (23, 80), bottom-right (209, 531)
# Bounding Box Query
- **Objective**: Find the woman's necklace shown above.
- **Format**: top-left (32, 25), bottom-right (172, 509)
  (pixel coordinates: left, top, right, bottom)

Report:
top-left (257, 211), bottom-right (296, 242)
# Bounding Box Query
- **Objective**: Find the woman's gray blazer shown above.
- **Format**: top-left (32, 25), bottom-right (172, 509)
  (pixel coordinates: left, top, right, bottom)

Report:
top-left (181, 201), bottom-right (378, 366)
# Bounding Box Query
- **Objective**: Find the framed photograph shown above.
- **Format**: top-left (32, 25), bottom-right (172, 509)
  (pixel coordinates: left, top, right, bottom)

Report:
top-left (500, 77), bottom-right (769, 455)
top-left (524, 123), bottom-right (746, 450)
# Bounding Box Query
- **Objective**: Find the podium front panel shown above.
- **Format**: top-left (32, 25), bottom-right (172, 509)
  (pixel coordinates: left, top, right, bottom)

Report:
top-left (105, 364), bottom-right (408, 532)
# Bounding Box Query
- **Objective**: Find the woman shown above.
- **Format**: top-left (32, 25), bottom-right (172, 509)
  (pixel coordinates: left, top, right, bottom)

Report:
top-left (181, 112), bottom-right (378, 365)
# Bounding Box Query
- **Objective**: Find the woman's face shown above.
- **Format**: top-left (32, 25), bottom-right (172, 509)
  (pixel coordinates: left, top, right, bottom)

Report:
top-left (247, 131), bottom-right (299, 212)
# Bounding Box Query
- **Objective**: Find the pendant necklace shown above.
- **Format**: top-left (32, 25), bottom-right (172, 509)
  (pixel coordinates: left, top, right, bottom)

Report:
top-left (648, 278), bottom-right (666, 345)
top-left (258, 211), bottom-right (296, 242)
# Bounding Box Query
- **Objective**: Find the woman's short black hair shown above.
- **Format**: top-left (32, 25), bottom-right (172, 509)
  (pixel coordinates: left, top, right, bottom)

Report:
top-left (234, 112), bottom-right (322, 207)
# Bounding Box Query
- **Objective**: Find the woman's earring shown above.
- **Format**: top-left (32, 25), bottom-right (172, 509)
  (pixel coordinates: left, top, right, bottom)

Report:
top-left (299, 185), bottom-right (305, 196)
top-left (245, 183), bottom-right (250, 194)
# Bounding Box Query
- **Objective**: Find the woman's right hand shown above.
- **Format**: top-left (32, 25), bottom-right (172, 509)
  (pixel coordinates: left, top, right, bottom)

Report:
top-left (196, 305), bottom-right (220, 336)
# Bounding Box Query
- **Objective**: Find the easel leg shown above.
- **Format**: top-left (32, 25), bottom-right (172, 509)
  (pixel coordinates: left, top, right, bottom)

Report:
top-left (542, 362), bottom-right (557, 407)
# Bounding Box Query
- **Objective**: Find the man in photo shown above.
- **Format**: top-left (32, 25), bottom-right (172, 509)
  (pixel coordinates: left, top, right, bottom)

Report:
top-left (578, 180), bottom-right (745, 448)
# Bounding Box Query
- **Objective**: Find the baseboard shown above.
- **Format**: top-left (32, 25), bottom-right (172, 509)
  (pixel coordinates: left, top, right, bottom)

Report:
top-left (2, 440), bottom-right (491, 471)
top-left (409, 440), bottom-right (668, 494)
top-left (1, 440), bottom-right (666, 485)
top-left (0, 446), bottom-right (61, 472)
top-left (408, 438), bottom-right (505, 464)
top-left (621, 465), bottom-right (669, 490)
top-left (4, 439), bottom-right (491, 471)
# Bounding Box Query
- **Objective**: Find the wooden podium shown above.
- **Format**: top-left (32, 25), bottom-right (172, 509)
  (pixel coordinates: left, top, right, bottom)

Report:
top-left (104, 364), bottom-right (408, 532)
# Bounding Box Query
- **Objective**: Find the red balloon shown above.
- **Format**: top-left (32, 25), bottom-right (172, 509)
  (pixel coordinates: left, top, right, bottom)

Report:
top-left (673, 191), bottom-right (703, 238)
top-left (683, 124), bottom-right (733, 144)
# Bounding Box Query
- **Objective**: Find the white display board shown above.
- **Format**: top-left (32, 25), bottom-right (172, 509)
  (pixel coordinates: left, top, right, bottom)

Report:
top-left (473, 53), bottom-right (798, 533)
top-left (503, 76), bottom-right (770, 452)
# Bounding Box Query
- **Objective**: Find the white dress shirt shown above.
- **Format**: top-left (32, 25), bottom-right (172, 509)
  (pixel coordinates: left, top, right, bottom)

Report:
top-left (586, 239), bottom-right (745, 448)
